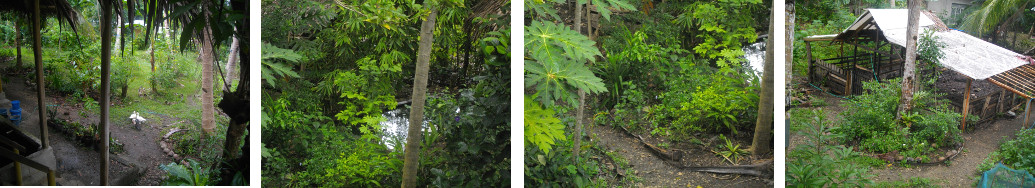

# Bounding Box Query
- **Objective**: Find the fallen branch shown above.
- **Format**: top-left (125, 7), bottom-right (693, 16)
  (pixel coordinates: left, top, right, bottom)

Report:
top-left (671, 160), bottom-right (774, 176)
top-left (607, 113), bottom-right (772, 177)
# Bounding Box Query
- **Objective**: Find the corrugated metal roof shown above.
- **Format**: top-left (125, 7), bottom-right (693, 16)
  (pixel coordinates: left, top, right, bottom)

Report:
top-left (833, 9), bottom-right (1026, 80)
top-left (934, 30), bottom-right (1029, 80)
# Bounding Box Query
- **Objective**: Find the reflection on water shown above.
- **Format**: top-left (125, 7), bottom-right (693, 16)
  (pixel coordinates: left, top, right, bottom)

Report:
top-left (379, 106), bottom-right (458, 151)
top-left (379, 107), bottom-right (426, 151)
top-left (743, 41), bottom-right (766, 74)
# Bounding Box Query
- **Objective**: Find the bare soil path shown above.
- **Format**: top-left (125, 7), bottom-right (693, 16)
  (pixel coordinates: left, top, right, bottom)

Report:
top-left (2, 75), bottom-right (175, 185)
top-left (589, 122), bottom-right (773, 187)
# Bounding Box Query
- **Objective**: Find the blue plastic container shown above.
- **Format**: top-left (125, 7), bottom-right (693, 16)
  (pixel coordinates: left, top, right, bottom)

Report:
top-left (10, 100), bottom-right (21, 125)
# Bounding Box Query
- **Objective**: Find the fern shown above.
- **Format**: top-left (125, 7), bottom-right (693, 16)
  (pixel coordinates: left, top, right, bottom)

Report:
top-left (261, 43), bottom-right (303, 87)
top-left (590, 0), bottom-right (637, 21)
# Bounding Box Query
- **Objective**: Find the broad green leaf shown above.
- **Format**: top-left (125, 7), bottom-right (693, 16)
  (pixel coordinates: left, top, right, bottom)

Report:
top-left (524, 95), bottom-right (567, 155)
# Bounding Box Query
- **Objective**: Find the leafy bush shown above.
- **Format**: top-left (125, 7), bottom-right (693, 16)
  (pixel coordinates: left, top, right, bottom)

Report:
top-left (524, 94), bottom-right (567, 154)
top-left (657, 68), bottom-right (759, 136)
top-left (834, 79), bottom-right (962, 157)
top-left (787, 109), bottom-right (875, 187)
top-left (160, 159), bottom-right (213, 186)
top-left (525, 139), bottom-right (606, 187)
top-left (978, 129), bottom-right (1035, 174)
top-left (298, 135), bottom-right (400, 187)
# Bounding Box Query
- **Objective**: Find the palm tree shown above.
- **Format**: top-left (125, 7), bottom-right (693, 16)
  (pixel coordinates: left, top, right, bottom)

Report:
top-left (401, 6), bottom-right (438, 188)
top-left (750, 9), bottom-right (774, 156)
top-left (133, 0), bottom-right (252, 184)
top-left (959, 0), bottom-right (1031, 42)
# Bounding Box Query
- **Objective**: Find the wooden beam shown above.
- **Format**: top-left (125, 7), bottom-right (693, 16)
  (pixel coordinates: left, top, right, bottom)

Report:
top-left (843, 40), bottom-right (903, 60)
top-left (0, 136), bottom-right (27, 151)
top-left (988, 79), bottom-right (1034, 99)
top-left (962, 79), bottom-right (972, 130)
top-left (0, 147), bottom-right (52, 172)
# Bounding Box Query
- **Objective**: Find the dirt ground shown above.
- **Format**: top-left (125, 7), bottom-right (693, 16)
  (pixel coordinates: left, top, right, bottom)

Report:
top-left (2, 74), bottom-right (175, 185)
top-left (789, 92), bottom-right (1028, 187)
top-left (589, 120), bottom-right (773, 187)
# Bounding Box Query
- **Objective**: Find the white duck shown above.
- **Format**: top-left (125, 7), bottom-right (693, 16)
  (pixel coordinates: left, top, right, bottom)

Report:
top-left (129, 111), bottom-right (147, 126)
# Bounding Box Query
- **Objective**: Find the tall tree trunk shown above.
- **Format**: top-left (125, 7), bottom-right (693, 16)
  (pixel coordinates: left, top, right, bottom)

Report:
top-left (784, 1), bottom-right (794, 149)
top-left (402, 7), bottom-right (437, 188)
top-left (750, 11), bottom-right (775, 156)
top-left (896, 0), bottom-right (921, 121)
top-left (15, 21), bottom-right (20, 69)
top-left (115, 16), bottom-right (121, 50)
top-left (98, 0), bottom-right (112, 185)
top-left (225, 36), bottom-right (239, 82)
top-left (572, 0), bottom-right (585, 159)
top-left (217, 0), bottom-right (251, 185)
top-left (200, 18), bottom-right (216, 134)
top-left (149, 37), bottom-right (159, 96)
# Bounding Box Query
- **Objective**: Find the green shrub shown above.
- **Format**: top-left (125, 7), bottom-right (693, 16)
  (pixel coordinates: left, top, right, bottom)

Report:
top-left (160, 159), bottom-right (213, 186)
top-left (298, 136), bottom-right (400, 187)
top-left (525, 139), bottom-right (606, 187)
top-left (787, 109), bottom-right (875, 187)
top-left (659, 68), bottom-right (758, 136)
top-left (835, 79), bottom-right (962, 156)
top-left (978, 129), bottom-right (1035, 174)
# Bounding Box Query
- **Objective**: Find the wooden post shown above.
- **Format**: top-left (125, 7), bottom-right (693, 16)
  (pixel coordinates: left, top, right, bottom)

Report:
top-left (1025, 98), bottom-right (1032, 128)
top-left (14, 148), bottom-right (21, 185)
top-left (806, 41), bottom-right (813, 82)
top-left (99, 0), bottom-right (112, 185)
top-left (33, 0), bottom-right (48, 149)
top-left (961, 79), bottom-right (972, 130)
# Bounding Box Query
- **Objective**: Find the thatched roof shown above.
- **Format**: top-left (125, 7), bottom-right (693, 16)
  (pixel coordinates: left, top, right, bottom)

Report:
top-left (0, 0), bottom-right (79, 31)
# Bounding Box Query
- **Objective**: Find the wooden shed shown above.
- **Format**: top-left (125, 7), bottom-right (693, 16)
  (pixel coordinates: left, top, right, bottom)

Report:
top-left (804, 9), bottom-right (1035, 129)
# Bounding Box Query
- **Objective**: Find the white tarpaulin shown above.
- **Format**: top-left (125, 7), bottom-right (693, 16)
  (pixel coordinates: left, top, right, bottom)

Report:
top-left (835, 9), bottom-right (1027, 80)
top-left (934, 30), bottom-right (1028, 79)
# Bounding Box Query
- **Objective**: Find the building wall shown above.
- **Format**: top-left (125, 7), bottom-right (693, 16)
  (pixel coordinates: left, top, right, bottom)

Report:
top-left (927, 0), bottom-right (974, 17)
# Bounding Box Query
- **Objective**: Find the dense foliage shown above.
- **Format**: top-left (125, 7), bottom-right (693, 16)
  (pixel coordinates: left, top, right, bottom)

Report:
top-left (979, 129), bottom-right (1035, 174)
top-left (524, 0), bottom-right (770, 186)
top-left (0, 0), bottom-right (249, 185)
top-left (261, 0), bottom-right (510, 186)
top-left (833, 79), bottom-right (962, 159)
top-left (787, 109), bottom-right (875, 187)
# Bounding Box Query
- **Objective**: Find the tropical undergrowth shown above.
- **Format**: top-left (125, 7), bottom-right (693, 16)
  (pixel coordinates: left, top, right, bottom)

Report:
top-left (977, 129), bottom-right (1035, 181)
top-left (525, 0), bottom-right (771, 186)
top-left (260, 0), bottom-right (511, 186)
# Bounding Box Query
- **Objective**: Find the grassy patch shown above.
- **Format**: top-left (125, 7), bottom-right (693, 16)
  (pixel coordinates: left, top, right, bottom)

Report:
top-left (874, 177), bottom-right (939, 188)
top-left (847, 155), bottom-right (887, 168)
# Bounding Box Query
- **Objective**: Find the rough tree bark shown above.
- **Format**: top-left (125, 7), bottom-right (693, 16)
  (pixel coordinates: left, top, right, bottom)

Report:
top-left (225, 36), bottom-right (239, 82)
top-left (98, 0), bottom-right (112, 184)
top-left (216, 0), bottom-right (251, 185)
top-left (15, 20), bottom-right (20, 69)
top-left (750, 11), bottom-right (774, 156)
top-left (402, 7), bottom-right (438, 188)
top-left (785, 0), bottom-right (794, 148)
top-left (200, 15), bottom-right (216, 134)
top-left (896, 0), bottom-right (921, 121)
top-left (573, 0), bottom-right (585, 159)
